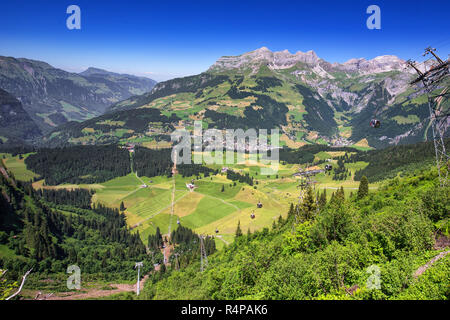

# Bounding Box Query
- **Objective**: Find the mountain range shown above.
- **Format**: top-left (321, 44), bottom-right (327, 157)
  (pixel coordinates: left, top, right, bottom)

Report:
top-left (1, 48), bottom-right (447, 149)
top-left (0, 56), bottom-right (156, 136)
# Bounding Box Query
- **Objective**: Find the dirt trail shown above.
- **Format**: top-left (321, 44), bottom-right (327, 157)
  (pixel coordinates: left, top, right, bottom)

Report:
top-left (414, 250), bottom-right (450, 278)
top-left (41, 275), bottom-right (149, 300)
top-left (135, 172), bottom-right (146, 185)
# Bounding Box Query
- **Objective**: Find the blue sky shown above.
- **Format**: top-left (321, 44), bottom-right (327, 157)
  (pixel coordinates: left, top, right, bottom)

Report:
top-left (1, 0), bottom-right (449, 81)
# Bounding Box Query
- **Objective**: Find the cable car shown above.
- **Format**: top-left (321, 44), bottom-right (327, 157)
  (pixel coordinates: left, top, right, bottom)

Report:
top-left (257, 201), bottom-right (263, 208)
top-left (215, 228), bottom-right (219, 234)
top-left (177, 219), bottom-right (180, 225)
top-left (250, 211), bottom-right (256, 219)
top-left (325, 164), bottom-right (332, 171)
top-left (370, 119), bottom-right (381, 128)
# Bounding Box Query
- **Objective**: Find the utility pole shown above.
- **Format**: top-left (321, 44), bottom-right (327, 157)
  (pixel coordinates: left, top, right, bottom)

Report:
top-left (408, 47), bottom-right (449, 186)
top-left (135, 261), bottom-right (143, 295)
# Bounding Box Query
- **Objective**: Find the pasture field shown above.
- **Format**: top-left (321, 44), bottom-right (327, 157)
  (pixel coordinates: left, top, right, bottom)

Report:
top-left (1, 153), bottom-right (39, 181)
top-left (1, 149), bottom-right (379, 249)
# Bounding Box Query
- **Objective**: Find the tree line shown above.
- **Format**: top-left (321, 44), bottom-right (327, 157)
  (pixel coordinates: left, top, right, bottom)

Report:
top-left (226, 170), bottom-right (253, 186)
top-left (352, 139), bottom-right (449, 181)
top-left (25, 145), bottom-right (131, 185)
top-left (35, 188), bottom-right (94, 209)
top-left (133, 147), bottom-right (173, 178)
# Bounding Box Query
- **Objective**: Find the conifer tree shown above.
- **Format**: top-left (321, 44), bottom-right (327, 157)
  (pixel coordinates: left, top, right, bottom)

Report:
top-left (301, 185), bottom-right (317, 221)
top-left (319, 189), bottom-right (327, 208)
top-left (278, 214), bottom-right (283, 225)
top-left (357, 176), bottom-right (369, 199)
top-left (235, 220), bottom-right (243, 237)
top-left (336, 186), bottom-right (345, 201)
top-left (287, 203), bottom-right (295, 218)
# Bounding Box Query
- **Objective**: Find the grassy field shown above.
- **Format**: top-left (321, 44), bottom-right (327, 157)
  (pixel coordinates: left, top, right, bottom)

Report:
top-left (1, 149), bottom-right (379, 249)
top-left (1, 153), bottom-right (39, 181)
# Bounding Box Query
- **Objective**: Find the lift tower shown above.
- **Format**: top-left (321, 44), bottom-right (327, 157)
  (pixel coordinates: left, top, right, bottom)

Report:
top-left (199, 235), bottom-right (208, 272)
top-left (294, 164), bottom-right (319, 224)
top-left (134, 261), bottom-right (143, 295)
top-left (407, 47), bottom-right (449, 186)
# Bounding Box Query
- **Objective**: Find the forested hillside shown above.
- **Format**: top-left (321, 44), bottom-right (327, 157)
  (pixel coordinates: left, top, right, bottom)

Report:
top-left (142, 168), bottom-right (449, 300)
top-left (352, 139), bottom-right (450, 182)
top-left (132, 147), bottom-right (172, 178)
top-left (25, 145), bottom-right (131, 185)
top-left (0, 89), bottom-right (42, 146)
top-left (0, 162), bottom-right (151, 286)
top-left (41, 108), bottom-right (179, 147)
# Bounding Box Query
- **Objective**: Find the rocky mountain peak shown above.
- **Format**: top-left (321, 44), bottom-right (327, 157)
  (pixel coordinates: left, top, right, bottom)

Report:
top-left (208, 47), bottom-right (321, 72)
top-left (209, 47), bottom-right (407, 75)
top-left (339, 55), bottom-right (408, 74)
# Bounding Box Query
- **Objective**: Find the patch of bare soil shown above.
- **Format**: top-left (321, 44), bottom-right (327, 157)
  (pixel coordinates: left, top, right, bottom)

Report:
top-left (434, 234), bottom-right (450, 250)
top-left (36, 275), bottom-right (149, 300)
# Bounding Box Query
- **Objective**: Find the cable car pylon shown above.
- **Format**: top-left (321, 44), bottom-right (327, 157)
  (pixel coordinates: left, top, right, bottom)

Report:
top-left (199, 234), bottom-right (208, 272)
top-left (407, 47), bottom-right (449, 186)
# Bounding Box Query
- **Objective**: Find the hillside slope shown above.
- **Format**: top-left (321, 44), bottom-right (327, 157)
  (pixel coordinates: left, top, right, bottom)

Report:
top-left (0, 89), bottom-right (41, 146)
top-left (0, 56), bottom-right (156, 134)
top-left (142, 168), bottom-right (449, 300)
top-left (0, 160), bottom-right (152, 288)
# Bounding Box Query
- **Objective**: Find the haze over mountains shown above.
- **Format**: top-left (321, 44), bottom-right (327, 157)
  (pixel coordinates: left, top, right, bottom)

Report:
top-left (0, 56), bottom-right (156, 136)
top-left (0, 47), bottom-right (447, 149)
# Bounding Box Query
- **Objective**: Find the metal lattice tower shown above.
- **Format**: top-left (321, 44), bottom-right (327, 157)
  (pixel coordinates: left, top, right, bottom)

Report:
top-left (294, 164), bottom-right (319, 224)
top-left (173, 253), bottom-right (180, 270)
top-left (134, 261), bottom-right (143, 295)
top-left (199, 235), bottom-right (208, 272)
top-left (407, 47), bottom-right (450, 186)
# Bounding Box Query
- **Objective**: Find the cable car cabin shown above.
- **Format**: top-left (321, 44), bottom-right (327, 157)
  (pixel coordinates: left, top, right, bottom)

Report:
top-left (177, 219), bottom-right (180, 225)
top-left (250, 213), bottom-right (256, 219)
top-left (370, 119), bottom-right (381, 128)
top-left (257, 202), bottom-right (263, 208)
top-left (215, 228), bottom-right (219, 234)
top-left (325, 164), bottom-right (332, 171)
